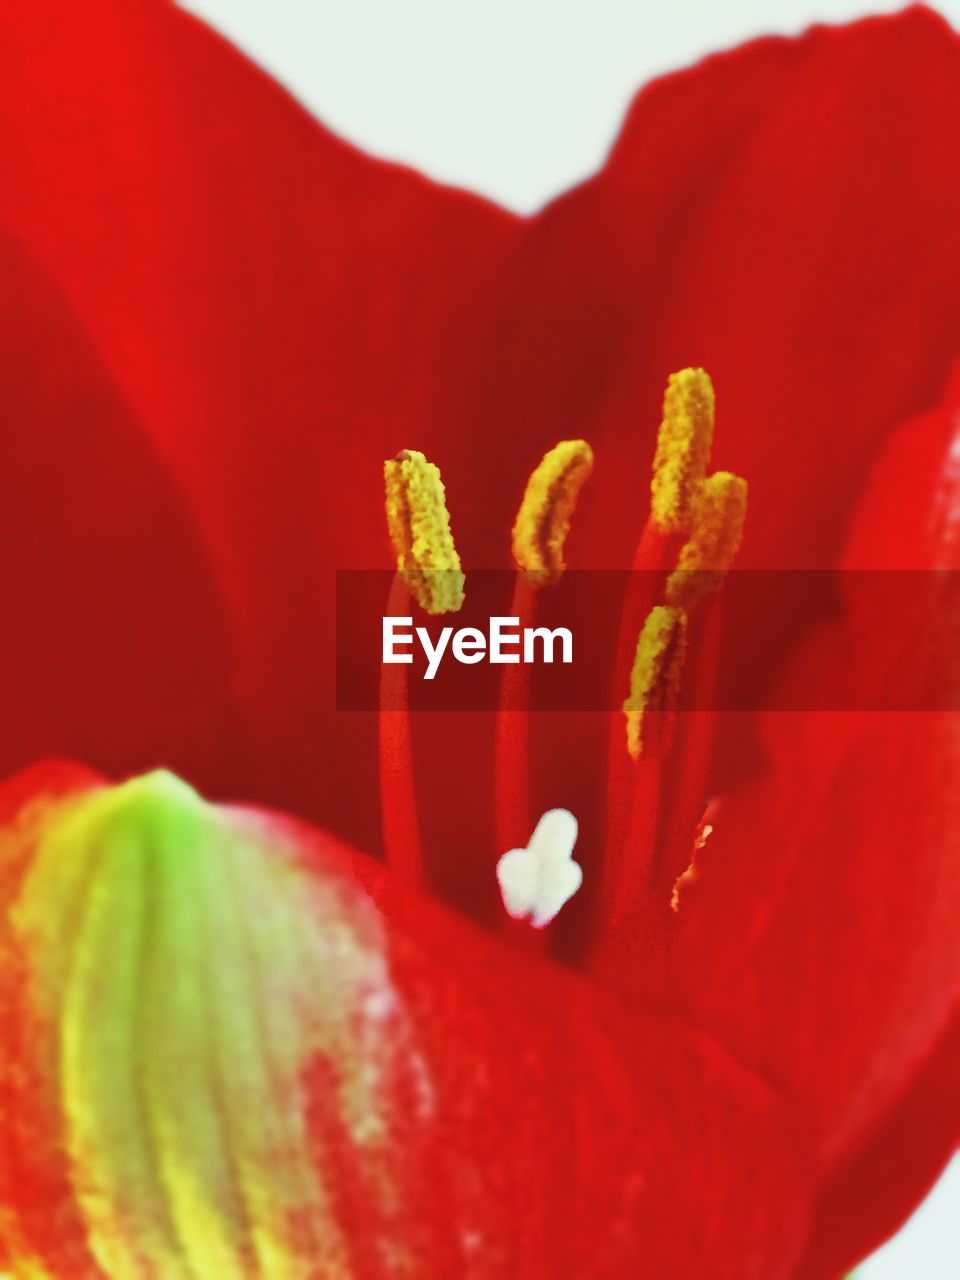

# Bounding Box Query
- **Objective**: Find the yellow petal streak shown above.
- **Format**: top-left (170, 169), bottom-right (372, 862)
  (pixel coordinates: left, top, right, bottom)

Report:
top-left (666, 471), bottom-right (748, 609)
top-left (650, 368), bottom-right (715, 533)
top-left (13, 772), bottom-right (411, 1279)
top-left (511, 439), bottom-right (594, 584)
top-left (384, 449), bottom-right (464, 613)
top-left (622, 606), bottom-right (688, 760)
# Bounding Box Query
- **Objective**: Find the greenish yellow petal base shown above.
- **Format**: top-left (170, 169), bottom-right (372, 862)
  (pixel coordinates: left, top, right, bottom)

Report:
top-left (11, 771), bottom-right (412, 1279)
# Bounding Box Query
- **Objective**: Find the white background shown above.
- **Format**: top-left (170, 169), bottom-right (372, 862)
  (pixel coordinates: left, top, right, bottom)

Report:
top-left (178, 1), bottom-right (958, 1272)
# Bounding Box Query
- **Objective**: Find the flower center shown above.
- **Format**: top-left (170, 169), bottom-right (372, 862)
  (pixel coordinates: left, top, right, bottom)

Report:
top-left (379, 369), bottom-right (746, 954)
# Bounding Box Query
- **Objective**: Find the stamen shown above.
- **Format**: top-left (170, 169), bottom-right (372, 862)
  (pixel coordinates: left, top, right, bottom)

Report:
top-left (511, 439), bottom-right (594, 584)
top-left (622, 606), bottom-right (687, 760)
top-left (650, 368), bottom-right (715, 534)
top-left (665, 471), bottom-right (748, 610)
top-left (379, 447), bottom-right (463, 884)
top-left (496, 439), bottom-right (592, 854)
top-left (383, 449), bottom-right (464, 614)
top-left (379, 577), bottom-right (424, 885)
top-left (496, 809), bottom-right (583, 929)
top-left (651, 606), bottom-right (724, 901)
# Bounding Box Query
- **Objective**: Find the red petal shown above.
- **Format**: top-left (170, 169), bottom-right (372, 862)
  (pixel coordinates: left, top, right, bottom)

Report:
top-left (454, 5), bottom-right (960, 570)
top-left (0, 761), bottom-right (103, 1276)
top-left (0, 233), bottom-right (235, 788)
top-left (0, 0), bottom-right (518, 842)
top-left (281, 819), bottom-right (818, 1277)
top-left (662, 375), bottom-right (960, 1262)
top-left (3, 5), bottom-right (960, 836)
top-left (1, 3), bottom-right (958, 1260)
top-left (0, 761), bottom-right (814, 1276)
top-left (794, 1014), bottom-right (960, 1278)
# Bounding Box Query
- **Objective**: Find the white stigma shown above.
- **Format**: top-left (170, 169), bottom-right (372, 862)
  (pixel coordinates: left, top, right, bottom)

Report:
top-left (496, 808), bottom-right (583, 929)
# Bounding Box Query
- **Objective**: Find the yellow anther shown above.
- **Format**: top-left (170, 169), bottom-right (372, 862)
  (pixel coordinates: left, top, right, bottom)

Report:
top-left (650, 368), bottom-right (716, 534)
top-left (665, 471), bottom-right (748, 609)
top-left (622, 605), bottom-right (687, 760)
top-left (511, 439), bottom-right (594, 585)
top-left (384, 449), bottom-right (464, 614)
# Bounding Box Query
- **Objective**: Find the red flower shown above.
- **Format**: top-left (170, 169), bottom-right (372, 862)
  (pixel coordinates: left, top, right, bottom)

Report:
top-left (0, 1), bottom-right (957, 1275)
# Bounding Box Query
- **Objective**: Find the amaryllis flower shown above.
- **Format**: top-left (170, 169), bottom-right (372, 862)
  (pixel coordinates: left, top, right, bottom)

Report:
top-left (0, 1), bottom-right (958, 1276)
